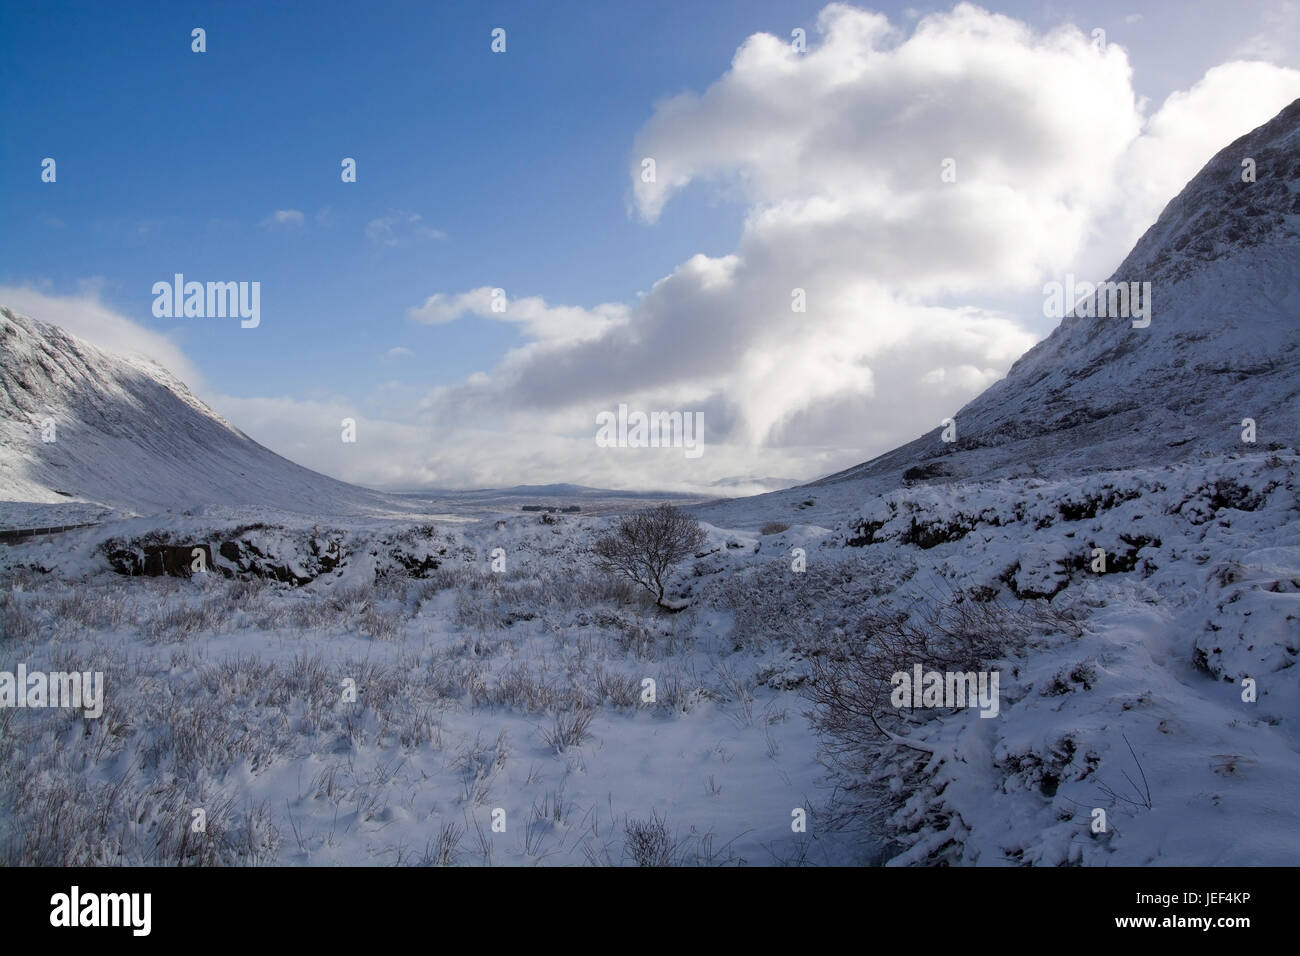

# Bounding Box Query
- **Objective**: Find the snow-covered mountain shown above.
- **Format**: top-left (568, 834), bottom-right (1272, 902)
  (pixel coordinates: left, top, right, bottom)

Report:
top-left (700, 98), bottom-right (1300, 527)
top-left (0, 306), bottom-right (399, 517)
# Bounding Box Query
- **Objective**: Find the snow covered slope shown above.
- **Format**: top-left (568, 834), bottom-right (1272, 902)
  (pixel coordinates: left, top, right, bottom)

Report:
top-left (0, 306), bottom-right (405, 518)
top-left (699, 98), bottom-right (1300, 528)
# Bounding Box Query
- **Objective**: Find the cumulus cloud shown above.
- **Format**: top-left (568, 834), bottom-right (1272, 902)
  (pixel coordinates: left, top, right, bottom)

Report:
top-left (401, 3), bottom-right (1300, 489)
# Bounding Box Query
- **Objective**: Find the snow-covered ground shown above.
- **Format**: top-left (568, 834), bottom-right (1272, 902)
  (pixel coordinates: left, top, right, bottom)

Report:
top-left (1, 448), bottom-right (1295, 865)
top-left (0, 504), bottom-right (856, 865)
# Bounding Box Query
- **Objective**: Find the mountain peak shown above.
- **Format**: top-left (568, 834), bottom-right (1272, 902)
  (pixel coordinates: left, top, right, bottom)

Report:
top-left (1116, 97), bottom-right (1300, 287)
top-left (0, 306), bottom-right (385, 516)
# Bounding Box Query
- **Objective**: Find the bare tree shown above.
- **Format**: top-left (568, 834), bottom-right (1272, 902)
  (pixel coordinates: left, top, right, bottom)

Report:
top-left (593, 503), bottom-right (706, 609)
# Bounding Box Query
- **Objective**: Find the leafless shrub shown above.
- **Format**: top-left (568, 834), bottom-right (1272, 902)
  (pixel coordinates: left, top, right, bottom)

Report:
top-left (808, 594), bottom-right (1031, 759)
top-left (593, 504), bottom-right (706, 609)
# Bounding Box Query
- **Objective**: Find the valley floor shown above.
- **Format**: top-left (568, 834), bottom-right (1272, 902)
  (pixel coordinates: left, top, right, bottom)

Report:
top-left (0, 450), bottom-right (1296, 865)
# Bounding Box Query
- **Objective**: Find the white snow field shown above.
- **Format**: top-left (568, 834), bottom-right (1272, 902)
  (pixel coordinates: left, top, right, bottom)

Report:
top-left (0, 102), bottom-right (1298, 866)
top-left (1, 451), bottom-right (1297, 866)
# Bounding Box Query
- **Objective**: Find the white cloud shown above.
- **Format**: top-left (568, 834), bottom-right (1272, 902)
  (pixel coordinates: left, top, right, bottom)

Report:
top-left (399, 3), bottom-right (1300, 489)
top-left (1232, 1), bottom-right (1298, 63)
top-left (409, 286), bottom-right (628, 345)
top-left (261, 209), bottom-right (305, 229)
top-left (206, 393), bottom-right (444, 490)
top-left (365, 211), bottom-right (447, 246)
top-left (385, 346), bottom-right (415, 359)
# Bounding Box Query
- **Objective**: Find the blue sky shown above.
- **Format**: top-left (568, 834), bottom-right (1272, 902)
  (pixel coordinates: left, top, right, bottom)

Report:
top-left (3, 1), bottom-right (1299, 492)
top-left (3, 0), bottom-right (819, 396)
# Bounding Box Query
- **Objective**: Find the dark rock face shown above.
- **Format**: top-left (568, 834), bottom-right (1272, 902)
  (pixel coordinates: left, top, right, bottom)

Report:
top-left (142, 544), bottom-right (215, 578)
top-left (902, 462), bottom-right (951, 484)
top-left (105, 542), bottom-right (218, 578)
top-left (213, 534), bottom-right (344, 585)
top-left (105, 547), bottom-right (143, 576)
top-left (102, 524), bottom-right (460, 587)
top-left (377, 525), bottom-right (446, 578)
top-left (103, 531), bottom-right (343, 585)
top-left (384, 547), bottom-right (443, 576)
